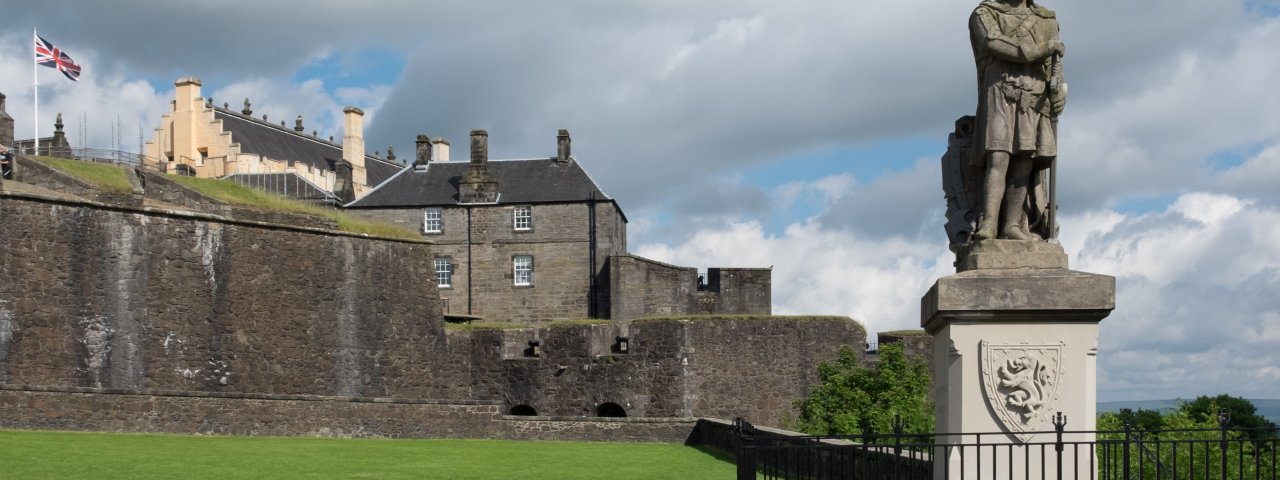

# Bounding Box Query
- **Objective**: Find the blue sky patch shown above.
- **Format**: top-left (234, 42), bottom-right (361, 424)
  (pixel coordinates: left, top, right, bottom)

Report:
top-left (293, 48), bottom-right (406, 94)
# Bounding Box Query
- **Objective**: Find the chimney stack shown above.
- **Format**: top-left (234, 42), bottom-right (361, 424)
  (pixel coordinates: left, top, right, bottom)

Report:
top-left (458, 129), bottom-right (498, 203)
top-left (432, 137), bottom-right (451, 162)
top-left (470, 129), bottom-right (488, 164)
top-left (342, 106), bottom-right (367, 191)
top-left (172, 77), bottom-right (203, 169)
top-left (556, 129), bottom-right (571, 163)
top-left (415, 134), bottom-right (432, 166)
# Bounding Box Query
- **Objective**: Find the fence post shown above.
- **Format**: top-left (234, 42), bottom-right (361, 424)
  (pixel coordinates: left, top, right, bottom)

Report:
top-left (733, 418), bottom-right (755, 480)
top-left (893, 414), bottom-right (904, 458)
top-left (1218, 409), bottom-right (1230, 480)
top-left (1122, 421), bottom-right (1132, 480)
top-left (1053, 412), bottom-right (1066, 480)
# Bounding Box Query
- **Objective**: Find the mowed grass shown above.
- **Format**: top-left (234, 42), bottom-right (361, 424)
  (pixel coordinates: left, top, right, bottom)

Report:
top-left (164, 175), bottom-right (419, 240)
top-left (0, 430), bottom-right (734, 480)
top-left (33, 156), bottom-right (134, 193)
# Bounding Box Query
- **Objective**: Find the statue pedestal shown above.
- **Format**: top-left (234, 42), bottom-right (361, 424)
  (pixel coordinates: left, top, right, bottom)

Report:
top-left (922, 267), bottom-right (1114, 479)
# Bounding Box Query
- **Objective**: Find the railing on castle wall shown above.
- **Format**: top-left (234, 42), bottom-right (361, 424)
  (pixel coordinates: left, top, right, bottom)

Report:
top-left (14, 146), bottom-right (340, 206)
top-left (17, 145), bottom-right (168, 173)
top-left (733, 414), bottom-right (1279, 480)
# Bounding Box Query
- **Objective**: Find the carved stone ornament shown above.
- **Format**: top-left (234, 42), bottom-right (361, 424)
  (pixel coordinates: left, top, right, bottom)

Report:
top-left (980, 340), bottom-right (1063, 441)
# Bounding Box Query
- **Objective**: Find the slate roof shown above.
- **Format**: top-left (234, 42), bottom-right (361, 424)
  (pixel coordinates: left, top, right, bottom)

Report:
top-left (347, 158), bottom-right (614, 209)
top-left (212, 108), bottom-right (400, 186)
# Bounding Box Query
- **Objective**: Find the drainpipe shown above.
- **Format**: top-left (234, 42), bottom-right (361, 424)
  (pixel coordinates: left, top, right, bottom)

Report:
top-left (467, 205), bottom-right (473, 315)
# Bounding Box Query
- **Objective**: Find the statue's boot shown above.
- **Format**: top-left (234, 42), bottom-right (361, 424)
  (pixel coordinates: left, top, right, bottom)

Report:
top-left (999, 183), bottom-right (1032, 240)
top-left (975, 157), bottom-right (1009, 241)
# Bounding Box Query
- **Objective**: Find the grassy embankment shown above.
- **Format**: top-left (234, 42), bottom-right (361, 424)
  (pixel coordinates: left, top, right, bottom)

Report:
top-left (32, 156), bottom-right (134, 193)
top-left (164, 174), bottom-right (418, 240)
top-left (0, 429), bottom-right (734, 480)
top-left (29, 156), bottom-right (418, 240)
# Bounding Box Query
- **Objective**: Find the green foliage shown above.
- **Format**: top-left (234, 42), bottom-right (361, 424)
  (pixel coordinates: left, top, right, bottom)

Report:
top-left (33, 156), bottom-right (134, 193)
top-left (1097, 395), bottom-right (1277, 479)
top-left (791, 343), bottom-right (933, 435)
top-left (0, 429), bottom-right (734, 480)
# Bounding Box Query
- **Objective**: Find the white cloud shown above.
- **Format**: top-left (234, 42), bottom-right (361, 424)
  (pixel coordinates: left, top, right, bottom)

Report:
top-left (638, 191), bottom-right (1280, 401)
top-left (635, 220), bottom-right (951, 335)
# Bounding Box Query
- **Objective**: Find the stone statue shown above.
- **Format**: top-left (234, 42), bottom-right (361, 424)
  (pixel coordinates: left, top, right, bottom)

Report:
top-left (966, 0), bottom-right (1066, 242)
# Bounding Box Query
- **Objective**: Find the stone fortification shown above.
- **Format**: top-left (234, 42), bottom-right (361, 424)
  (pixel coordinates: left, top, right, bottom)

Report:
top-left (0, 191), bottom-right (444, 397)
top-left (0, 188), bottom-right (863, 438)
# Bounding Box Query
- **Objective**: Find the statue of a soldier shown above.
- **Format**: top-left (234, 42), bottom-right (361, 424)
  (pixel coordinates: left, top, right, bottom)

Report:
top-left (969, 0), bottom-right (1066, 241)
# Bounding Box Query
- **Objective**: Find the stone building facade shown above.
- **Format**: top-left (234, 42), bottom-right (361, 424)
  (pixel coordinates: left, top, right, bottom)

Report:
top-left (143, 77), bottom-right (401, 202)
top-left (347, 129), bottom-right (771, 322)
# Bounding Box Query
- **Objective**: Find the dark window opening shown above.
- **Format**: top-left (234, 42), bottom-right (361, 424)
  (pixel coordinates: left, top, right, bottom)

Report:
top-left (509, 404), bottom-right (537, 416)
top-left (596, 402), bottom-right (627, 418)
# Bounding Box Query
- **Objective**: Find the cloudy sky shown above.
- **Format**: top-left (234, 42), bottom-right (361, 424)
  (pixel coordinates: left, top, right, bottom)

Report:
top-left (2, 0), bottom-right (1278, 403)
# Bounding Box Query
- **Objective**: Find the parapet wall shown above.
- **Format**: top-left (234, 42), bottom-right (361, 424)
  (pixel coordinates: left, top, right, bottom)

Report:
top-left (608, 255), bottom-right (772, 321)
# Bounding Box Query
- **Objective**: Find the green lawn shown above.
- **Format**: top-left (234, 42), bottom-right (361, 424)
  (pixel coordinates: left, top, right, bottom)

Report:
top-left (0, 430), bottom-right (734, 479)
top-left (33, 156), bottom-right (134, 193)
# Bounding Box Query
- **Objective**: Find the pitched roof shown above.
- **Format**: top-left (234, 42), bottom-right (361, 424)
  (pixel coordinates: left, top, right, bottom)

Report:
top-left (212, 108), bottom-right (400, 186)
top-left (347, 158), bottom-right (614, 208)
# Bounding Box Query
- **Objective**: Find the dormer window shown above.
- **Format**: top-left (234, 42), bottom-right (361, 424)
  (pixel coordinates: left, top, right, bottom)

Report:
top-left (513, 205), bottom-right (532, 231)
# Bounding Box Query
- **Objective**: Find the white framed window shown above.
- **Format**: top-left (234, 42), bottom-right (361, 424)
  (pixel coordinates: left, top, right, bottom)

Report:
top-left (434, 257), bottom-right (453, 288)
top-left (513, 205), bottom-right (532, 231)
top-left (513, 255), bottom-right (533, 286)
top-left (424, 207), bottom-right (443, 233)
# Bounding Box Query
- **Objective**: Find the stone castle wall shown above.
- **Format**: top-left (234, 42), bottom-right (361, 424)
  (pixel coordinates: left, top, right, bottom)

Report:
top-left (0, 189), bottom-right (862, 438)
top-left (608, 256), bottom-right (773, 321)
top-left (449, 316), bottom-right (864, 426)
top-left (0, 191), bottom-right (446, 398)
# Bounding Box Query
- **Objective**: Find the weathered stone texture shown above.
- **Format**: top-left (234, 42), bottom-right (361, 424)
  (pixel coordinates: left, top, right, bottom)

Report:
top-left (0, 386), bottom-right (500, 438)
top-left (608, 256), bottom-right (772, 321)
top-left (450, 317), bottom-right (864, 427)
top-left (0, 193), bottom-right (445, 398)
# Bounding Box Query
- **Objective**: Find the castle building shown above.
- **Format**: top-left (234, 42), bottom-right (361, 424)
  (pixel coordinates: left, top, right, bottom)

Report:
top-left (143, 77), bottom-right (401, 202)
top-left (347, 129), bottom-right (772, 322)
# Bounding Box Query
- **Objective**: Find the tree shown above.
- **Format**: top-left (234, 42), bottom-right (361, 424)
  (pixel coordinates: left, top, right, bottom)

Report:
top-left (791, 342), bottom-right (933, 435)
top-left (1096, 395), bottom-right (1277, 479)
top-left (1183, 394), bottom-right (1279, 441)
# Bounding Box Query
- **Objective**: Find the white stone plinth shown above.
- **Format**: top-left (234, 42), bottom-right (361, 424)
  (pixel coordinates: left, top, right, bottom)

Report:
top-left (922, 268), bottom-right (1115, 480)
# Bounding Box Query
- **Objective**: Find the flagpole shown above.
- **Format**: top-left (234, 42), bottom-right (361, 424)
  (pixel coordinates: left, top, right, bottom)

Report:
top-left (33, 27), bottom-right (39, 155)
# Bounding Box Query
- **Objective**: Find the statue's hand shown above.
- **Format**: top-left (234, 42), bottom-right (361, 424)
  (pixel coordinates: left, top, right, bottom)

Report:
top-left (1052, 40), bottom-right (1066, 58)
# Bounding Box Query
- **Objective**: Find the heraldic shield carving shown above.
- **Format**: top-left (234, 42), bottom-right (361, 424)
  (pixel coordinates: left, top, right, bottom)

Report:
top-left (980, 341), bottom-right (1064, 442)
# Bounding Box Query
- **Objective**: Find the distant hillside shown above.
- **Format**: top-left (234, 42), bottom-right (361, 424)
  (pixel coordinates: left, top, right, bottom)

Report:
top-left (1100, 399), bottom-right (1280, 425)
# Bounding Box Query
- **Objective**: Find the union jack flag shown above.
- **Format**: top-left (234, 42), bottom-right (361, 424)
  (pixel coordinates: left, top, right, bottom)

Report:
top-left (35, 34), bottom-right (81, 82)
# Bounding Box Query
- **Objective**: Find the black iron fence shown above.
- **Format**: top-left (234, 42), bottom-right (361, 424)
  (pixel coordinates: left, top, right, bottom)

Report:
top-left (734, 414), bottom-right (1279, 480)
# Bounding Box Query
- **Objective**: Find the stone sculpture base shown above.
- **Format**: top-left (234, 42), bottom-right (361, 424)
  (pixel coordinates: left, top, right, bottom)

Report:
top-left (922, 267), bottom-right (1114, 479)
top-left (954, 239), bottom-right (1068, 272)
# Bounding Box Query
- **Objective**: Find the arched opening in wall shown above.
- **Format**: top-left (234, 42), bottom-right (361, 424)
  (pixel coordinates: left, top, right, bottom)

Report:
top-left (596, 402), bottom-right (627, 418)
top-left (509, 405), bottom-right (537, 416)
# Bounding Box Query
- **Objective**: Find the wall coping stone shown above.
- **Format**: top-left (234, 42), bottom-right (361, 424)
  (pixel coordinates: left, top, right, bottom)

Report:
top-left (0, 188), bottom-right (432, 245)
